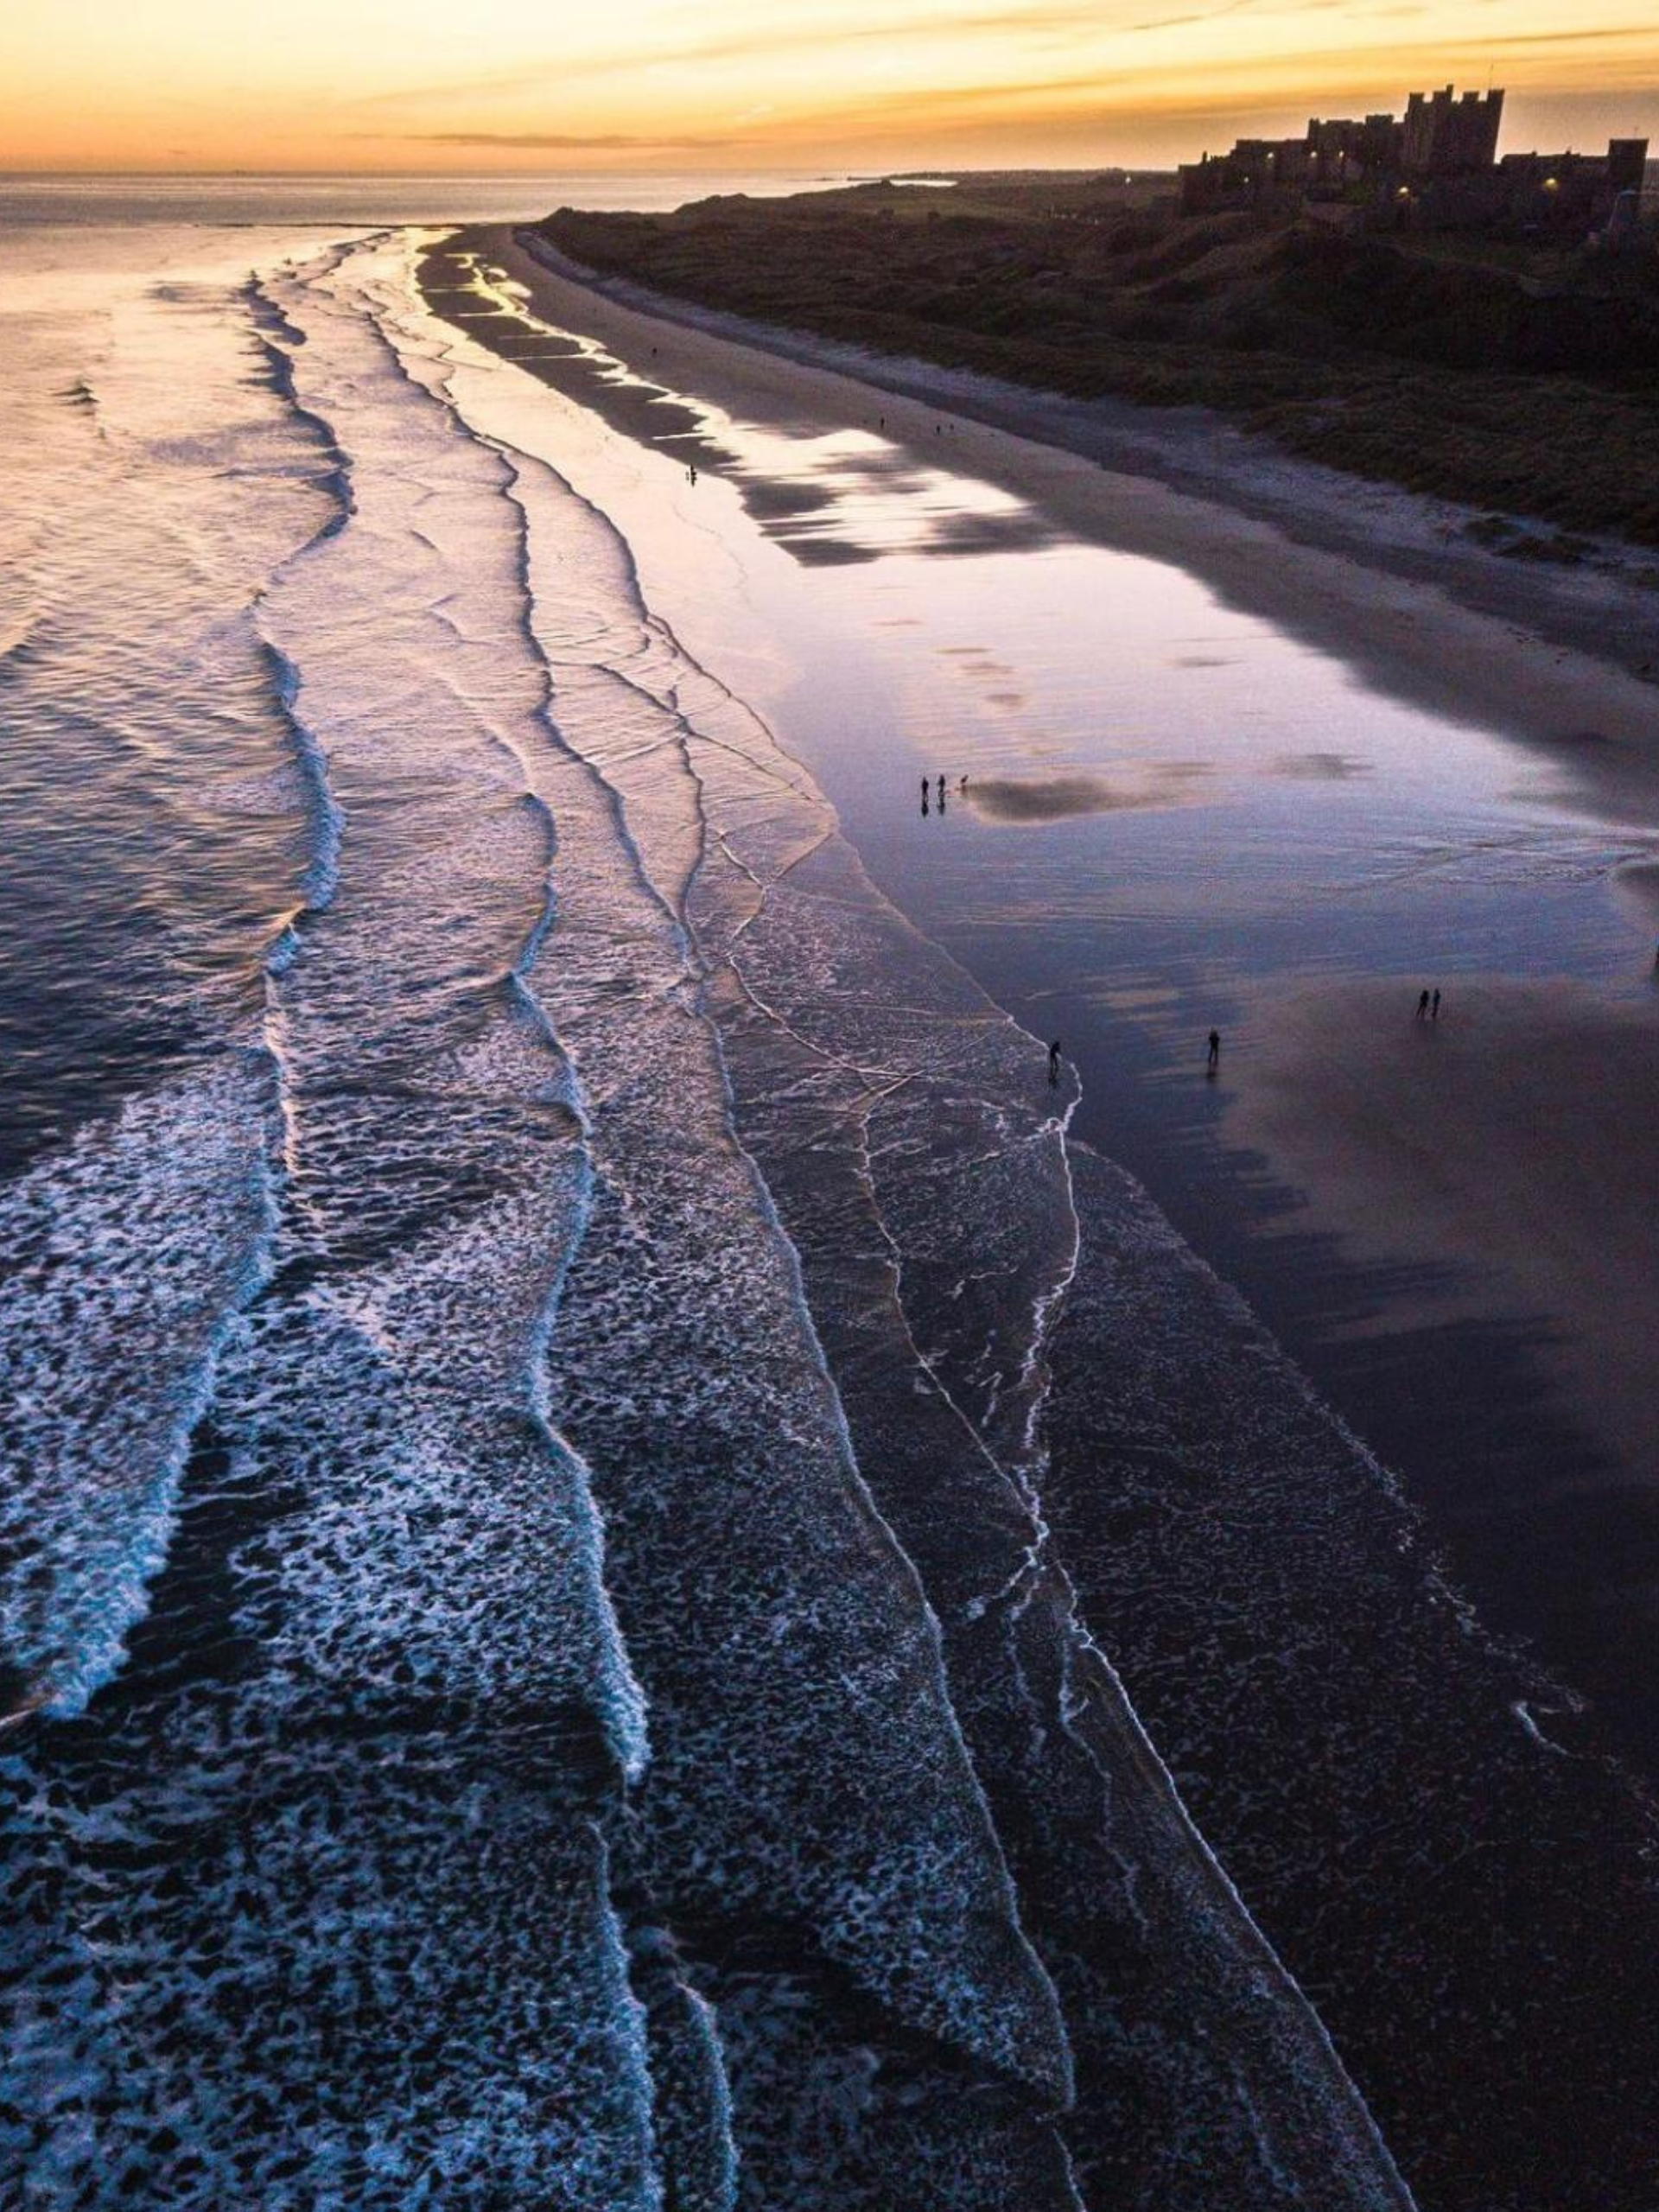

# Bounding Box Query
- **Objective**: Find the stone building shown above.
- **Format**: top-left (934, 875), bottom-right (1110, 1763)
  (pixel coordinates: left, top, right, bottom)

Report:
top-left (1177, 84), bottom-right (1649, 239)
top-left (1401, 86), bottom-right (1504, 177)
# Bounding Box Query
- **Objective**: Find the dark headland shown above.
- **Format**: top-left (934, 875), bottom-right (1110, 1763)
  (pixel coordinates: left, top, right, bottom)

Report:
top-left (540, 106), bottom-right (1659, 552)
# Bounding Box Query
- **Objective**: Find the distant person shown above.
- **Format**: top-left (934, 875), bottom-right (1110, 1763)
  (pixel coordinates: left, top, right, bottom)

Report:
top-left (688, 462), bottom-right (698, 486)
top-left (937, 773), bottom-right (945, 803)
top-left (1431, 988), bottom-right (1441, 1020)
top-left (1048, 1039), bottom-right (1063, 1086)
top-left (1207, 1028), bottom-right (1221, 1071)
top-left (1417, 989), bottom-right (1430, 1020)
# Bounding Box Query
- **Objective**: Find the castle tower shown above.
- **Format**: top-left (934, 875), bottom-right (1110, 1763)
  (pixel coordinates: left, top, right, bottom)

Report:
top-left (1402, 86), bottom-right (1503, 176)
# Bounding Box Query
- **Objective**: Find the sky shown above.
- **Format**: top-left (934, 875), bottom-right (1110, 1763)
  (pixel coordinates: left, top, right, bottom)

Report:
top-left (2, 0), bottom-right (1655, 173)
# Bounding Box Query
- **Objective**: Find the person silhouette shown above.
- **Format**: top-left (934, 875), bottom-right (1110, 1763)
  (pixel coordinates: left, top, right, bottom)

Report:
top-left (1417, 989), bottom-right (1430, 1020)
top-left (1206, 1028), bottom-right (1221, 1071)
top-left (1048, 1039), bottom-right (1063, 1086)
top-left (1431, 988), bottom-right (1441, 1020)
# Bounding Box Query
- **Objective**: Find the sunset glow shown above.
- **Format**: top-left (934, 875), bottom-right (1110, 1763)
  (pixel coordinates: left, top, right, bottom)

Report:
top-left (3, 0), bottom-right (1656, 173)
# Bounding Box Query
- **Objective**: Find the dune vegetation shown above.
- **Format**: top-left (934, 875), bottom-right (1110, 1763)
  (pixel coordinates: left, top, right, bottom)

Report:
top-left (543, 178), bottom-right (1659, 550)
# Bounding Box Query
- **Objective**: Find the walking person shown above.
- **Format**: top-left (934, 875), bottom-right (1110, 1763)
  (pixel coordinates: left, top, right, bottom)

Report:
top-left (1048, 1039), bottom-right (1063, 1087)
top-left (1206, 1027), bottom-right (1221, 1071)
top-left (1417, 989), bottom-right (1430, 1020)
top-left (1431, 988), bottom-right (1441, 1020)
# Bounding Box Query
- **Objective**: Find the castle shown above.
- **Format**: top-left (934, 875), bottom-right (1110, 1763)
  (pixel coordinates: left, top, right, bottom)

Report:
top-left (1179, 86), bottom-right (1649, 239)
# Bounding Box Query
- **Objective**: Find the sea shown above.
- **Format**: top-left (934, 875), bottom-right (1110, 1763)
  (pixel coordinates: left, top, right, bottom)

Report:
top-left (3, 175), bottom-right (1657, 2211)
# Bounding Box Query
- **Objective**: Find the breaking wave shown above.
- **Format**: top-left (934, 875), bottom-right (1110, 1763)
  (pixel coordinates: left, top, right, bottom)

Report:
top-left (0, 226), bottom-right (1454, 2211)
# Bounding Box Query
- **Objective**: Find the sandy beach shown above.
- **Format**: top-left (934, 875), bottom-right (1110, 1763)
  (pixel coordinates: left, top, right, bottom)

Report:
top-left (1226, 976), bottom-right (1659, 1714)
top-left (490, 226), bottom-right (1659, 822)
top-left (446, 220), bottom-right (1659, 1764)
top-left (9, 180), bottom-right (1659, 2212)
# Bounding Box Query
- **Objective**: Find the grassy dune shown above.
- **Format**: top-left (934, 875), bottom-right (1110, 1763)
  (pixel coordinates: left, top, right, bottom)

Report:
top-left (542, 180), bottom-right (1659, 550)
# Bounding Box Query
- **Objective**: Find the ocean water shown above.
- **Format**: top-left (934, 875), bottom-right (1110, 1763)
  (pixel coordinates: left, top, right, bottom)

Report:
top-left (2, 183), bottom-right (1657, 2212)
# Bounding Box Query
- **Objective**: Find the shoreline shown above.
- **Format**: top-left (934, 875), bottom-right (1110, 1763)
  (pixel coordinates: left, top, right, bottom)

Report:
top-left (499, 226), bottom-right (1659, 826)
top-left (435, 221), bottom-right (1659, 1767)
top-left (417, 231), bottom-right (1659, 2205)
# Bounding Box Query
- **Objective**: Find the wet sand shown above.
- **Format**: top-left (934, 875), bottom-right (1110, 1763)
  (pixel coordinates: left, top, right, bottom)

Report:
top-left (1227, 976), bottom-right (1659, 1730)
top-left (434, 224), bottom-right (1659, 1755)
top-left (417, 219), bottom-right (1659, 2209)
top-left (478, 225), bottom-right (1659, 833)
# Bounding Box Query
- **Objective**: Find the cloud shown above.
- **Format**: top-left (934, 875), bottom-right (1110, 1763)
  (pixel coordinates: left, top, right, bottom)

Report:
top-left (1125, 0), bottom-right (1279, 35)
top-left (346, 7), bottom-right (1095, 111)
top-left (346, 0), bottom-right (1323, 115)
top-left (1471, 21), bottom-right (1659, 40)
top-left (397, 130), bottom-right (737, 149)
top-left (340, 0), bottom-right (1659, 160)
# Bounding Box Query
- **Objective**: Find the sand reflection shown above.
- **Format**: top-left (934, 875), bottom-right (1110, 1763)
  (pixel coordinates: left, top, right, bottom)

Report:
top-left (967, 766), bottom-right (1214, 823)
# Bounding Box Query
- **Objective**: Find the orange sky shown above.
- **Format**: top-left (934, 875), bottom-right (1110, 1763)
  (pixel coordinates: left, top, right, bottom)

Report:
top-left (2, 0), bottom-right (1655, 171)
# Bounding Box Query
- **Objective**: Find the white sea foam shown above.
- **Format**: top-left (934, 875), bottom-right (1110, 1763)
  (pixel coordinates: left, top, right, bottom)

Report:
top-left (343, 236), bottom-right (1077, 2100)
top-left (3, 217), bottom-right (1437, 2212)
top-left (0, 1061), bottom-right (277, 1717)
top-left (404, 230), bottom-right (1424, 2208)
